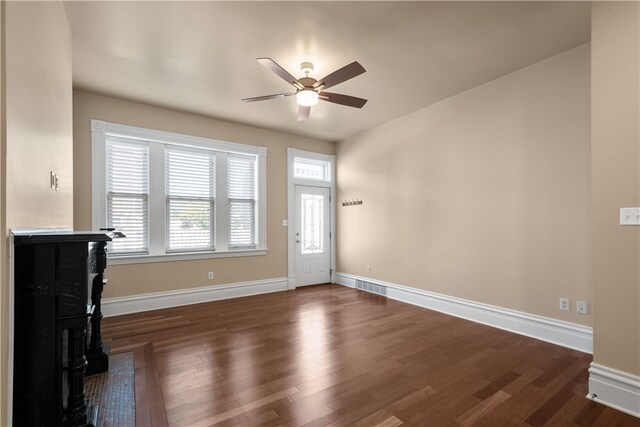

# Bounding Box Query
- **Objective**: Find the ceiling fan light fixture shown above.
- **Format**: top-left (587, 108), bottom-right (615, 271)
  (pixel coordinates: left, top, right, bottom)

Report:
top-left (296, 89), bottom-right (319, 107)
top-left (244, 58), bottom-right (367, 120)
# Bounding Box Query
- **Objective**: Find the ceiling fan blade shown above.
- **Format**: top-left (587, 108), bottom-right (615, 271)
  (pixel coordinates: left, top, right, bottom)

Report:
top-left (257, 58), bottom-right (304, 89)
top-left (241, 92), bottom-right (296, 102)
top-left (319, 92), bottom-right (368, 108)
top-left (313, 61), bottom-right (366, 90)
top-left (297, 105), bottom-right (311, 121)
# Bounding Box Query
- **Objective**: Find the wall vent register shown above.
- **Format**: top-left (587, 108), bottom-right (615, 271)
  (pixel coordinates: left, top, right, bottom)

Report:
top-left (356, 279), bottom-right (388, 297)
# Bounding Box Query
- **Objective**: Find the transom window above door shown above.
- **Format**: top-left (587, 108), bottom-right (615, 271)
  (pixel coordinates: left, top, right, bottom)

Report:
top-left (293, 157), bottom-right (331, 182)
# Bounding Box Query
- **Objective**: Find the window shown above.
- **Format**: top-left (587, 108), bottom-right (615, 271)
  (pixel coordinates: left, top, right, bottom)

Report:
top-left (293, 157), bottom-right (330, 181)
top-left (228, 154), bottom-right (257, 249)
top-left (300, 193), bottom-right (324, 255)
top-left (106, 137), bottom-right (149, 255)
top-left (92, 120), bottom-right (267, 263)
top-left (166, 147), bottom-right (216, 251)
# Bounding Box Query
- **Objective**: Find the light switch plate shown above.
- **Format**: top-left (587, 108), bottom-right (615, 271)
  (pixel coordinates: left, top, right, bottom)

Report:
top-left (282, 219), bottom-right (288, 227)
top-left (620, 207), bottom-right (640, 225)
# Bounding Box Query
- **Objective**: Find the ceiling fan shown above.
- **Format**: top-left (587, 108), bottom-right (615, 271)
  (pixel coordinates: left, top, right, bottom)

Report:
top-left (242, 58), bottom-right (367, 121)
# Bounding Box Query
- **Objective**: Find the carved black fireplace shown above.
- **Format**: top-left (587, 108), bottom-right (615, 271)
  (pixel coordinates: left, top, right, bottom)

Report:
top-left (12, 230), bottom-right (114, 426)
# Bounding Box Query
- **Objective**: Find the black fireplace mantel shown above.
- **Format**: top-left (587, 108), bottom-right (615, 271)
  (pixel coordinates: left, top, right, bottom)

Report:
top-left (12, 229), bottom-right (113, 427)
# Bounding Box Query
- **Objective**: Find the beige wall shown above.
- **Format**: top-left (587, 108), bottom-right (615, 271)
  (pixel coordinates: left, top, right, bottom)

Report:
top-left (591, 2), bottom-right (640, 376)
top-left (0, 2), bottom-right (5, 422)
top-left (5, 2), bottom-right (73, 229)
top-left (1, 1), bottom-right (73, 422)
top-left (337, 44), bottom-right (591, 325)
top-left (73, 91), bottom-right (334, 298)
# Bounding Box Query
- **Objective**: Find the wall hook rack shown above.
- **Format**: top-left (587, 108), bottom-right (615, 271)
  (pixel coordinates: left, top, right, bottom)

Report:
top-left (341, 198), bottom-right (363, 207)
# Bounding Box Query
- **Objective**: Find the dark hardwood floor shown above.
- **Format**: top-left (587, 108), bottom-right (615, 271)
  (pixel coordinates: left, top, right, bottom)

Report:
top-left (102, 284), bottom-right (640, 427)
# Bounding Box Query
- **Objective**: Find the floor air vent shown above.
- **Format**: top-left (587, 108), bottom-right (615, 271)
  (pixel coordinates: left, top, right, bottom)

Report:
top-left (356, 280), bottom-right (388, 297)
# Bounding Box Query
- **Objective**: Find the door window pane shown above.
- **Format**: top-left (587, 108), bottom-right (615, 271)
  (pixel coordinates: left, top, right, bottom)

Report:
top-left (301, 194), bottom-right (324, 254)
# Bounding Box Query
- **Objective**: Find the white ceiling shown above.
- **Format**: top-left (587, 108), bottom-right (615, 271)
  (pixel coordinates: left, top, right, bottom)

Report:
top-left (64, 1), bottom-right (591, 142)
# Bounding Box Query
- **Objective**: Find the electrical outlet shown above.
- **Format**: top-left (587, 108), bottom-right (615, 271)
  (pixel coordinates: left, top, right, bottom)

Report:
top-left (576, 300), bottom-right (588, 314)
top-left (559, 298), bottom-right (570, 311)
top-left (208, 272), bottom-right (214, 280)
top-left (620, 207), bottom-right (640, 225)
top-left (366, 265), bottom-right (371, 273)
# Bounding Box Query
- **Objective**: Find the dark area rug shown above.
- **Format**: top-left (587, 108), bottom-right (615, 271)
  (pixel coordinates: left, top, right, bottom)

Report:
top-left (85, 351), bottom-right (135, 427)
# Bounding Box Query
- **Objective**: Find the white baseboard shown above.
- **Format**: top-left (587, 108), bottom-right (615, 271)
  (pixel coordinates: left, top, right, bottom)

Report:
top-left (102, 277), bottom-right (289, 317)
top-left (335, 272), bottom-right (593, 354)
top-left (588, 363), bottom-right (640, 418)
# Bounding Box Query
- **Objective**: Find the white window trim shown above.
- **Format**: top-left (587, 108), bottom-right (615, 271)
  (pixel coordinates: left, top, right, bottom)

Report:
top-left (286, 148), bottom-right (336, 289)
top-left (91, 119), bottom-right (267, 263)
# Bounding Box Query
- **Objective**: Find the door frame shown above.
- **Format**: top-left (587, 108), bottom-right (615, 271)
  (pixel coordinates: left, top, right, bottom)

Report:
top-left (287, 148), bottom-right (336, 289)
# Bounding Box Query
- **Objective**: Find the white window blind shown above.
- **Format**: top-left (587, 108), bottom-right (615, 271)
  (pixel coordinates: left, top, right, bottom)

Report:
top-left (106, 137), bottom-right (149, 254)
top-left (166, 148), bottom-right (216, 251)
top-left (228, 154), bottom-right (257, 249)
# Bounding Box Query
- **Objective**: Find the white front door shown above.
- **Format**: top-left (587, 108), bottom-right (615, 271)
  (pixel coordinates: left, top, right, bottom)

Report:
top-left (294, 185), bottom-right (331, 286)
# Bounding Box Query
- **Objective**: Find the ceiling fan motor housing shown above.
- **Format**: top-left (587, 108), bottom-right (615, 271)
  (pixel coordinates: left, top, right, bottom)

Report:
top-left (298, 76), bottom-right (318, 90)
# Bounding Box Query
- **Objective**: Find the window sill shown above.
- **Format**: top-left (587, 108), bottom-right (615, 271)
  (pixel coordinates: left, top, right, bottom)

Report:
top-left (108, 248), bottom-right (268, 265)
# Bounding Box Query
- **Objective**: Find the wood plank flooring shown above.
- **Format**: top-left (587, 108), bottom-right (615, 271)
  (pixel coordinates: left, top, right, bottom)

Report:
top-left (103, 284), bottom-right (640, 427)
